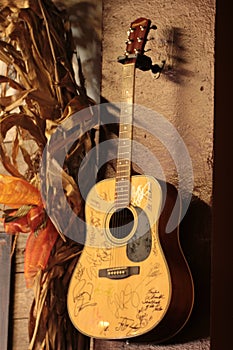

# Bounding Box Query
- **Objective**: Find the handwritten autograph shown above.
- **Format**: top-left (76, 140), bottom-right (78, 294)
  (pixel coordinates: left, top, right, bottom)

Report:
top-left (142, 288), bottom-right (164, 311)
top-left (86, 248), bottom-right (112, 267)
top-left (109, 286), bottom-right (164, 334)
top-left (73, 279), bottom-right (97, 315)
top-left (131, 183), bottom-right (151, 207)
top-left (108, 283), bottom-right (140, 318)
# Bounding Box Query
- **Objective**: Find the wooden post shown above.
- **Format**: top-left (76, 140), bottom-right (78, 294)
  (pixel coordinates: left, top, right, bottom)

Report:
top-left (0, 232), bottom-right (12, 350)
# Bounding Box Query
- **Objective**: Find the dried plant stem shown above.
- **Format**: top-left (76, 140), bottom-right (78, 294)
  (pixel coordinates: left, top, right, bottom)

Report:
top-left (10, 232), bottom-right (19, 259)
top-left (29, 270), bottom-right (49, 350)
top-left (38, 0), bottom-right (63, 108)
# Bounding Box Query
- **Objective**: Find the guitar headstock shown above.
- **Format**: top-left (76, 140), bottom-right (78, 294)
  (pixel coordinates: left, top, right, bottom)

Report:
top-left (118, 18), bottom-right (156, 65)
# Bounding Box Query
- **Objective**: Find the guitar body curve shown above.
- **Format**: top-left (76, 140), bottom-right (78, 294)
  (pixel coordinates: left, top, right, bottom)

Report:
top-left (67, 175), bottom-right (194, 342)
top-left (134, 180), bottom-right (194, 343)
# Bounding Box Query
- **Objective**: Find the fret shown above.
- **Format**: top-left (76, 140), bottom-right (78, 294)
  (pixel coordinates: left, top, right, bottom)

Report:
top-left (117, 173), bottom-right (130, 177)
top-left (116, 168), bottom-right (130, 173)
top-left (118, 138), bottom-right (131, 142)
top-left (119, 128), bottom-right (131, 132)
top-left (116, 185), bottom-right (130, 189)
top-left (118, 153), bottom-right (130, 158)
top-left (119, 124), bottom-right (132, 130)
top-left (118, 159), bottom-right (129, 162)
top-left (117, 167), bottom-right (130, 170)
top-left (117, 164), bottom-right (130, 168)
top-left (116, 191), bottom-right (130, 196)
top-left (116, 180), bottom-right (130, 185)
top-left (116, 174), bottom-right (130, 179)
top-left (117, 162), bottom-right (130, 167)
top-left (115, 201), bottom-right (130, 207)
top-left (119, 132), bottom-right (131, 138)
top-left (118, 145), bottom-right (131, 150)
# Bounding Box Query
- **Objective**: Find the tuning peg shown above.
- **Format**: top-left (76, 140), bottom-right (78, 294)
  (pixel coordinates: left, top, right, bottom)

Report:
top-left (134, 48), bottom-right (139, 54)
top-left (139, 25), bottom-right (147, 31)
top-left (150, 24), bottom-right (157, 30)
top-left (127, 28), bottom-right (135, 36)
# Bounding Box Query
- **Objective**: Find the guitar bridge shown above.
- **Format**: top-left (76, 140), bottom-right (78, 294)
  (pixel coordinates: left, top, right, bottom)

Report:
top-left (98, 266), bottom-right (140, 279)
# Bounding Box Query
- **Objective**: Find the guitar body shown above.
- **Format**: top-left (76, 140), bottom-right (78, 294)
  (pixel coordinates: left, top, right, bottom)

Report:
top-left (67, 175), bottom-right (194, 342)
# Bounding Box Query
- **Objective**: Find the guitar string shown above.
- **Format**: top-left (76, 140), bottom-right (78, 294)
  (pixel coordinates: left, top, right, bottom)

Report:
top-left (114, 62), bottom-right (135, 266)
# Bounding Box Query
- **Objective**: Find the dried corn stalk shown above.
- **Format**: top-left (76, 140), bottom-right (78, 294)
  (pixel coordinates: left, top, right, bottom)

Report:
top-left (0, 0), bottom-right (96, 349)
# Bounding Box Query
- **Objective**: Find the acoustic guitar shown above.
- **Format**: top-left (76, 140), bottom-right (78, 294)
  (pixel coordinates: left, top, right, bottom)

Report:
top-left (67, 18), bottom-right (194, 343)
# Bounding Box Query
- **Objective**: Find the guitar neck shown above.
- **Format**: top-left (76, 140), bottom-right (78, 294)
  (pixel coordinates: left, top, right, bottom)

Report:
top-left (115, 62), bottom-right (136, 208)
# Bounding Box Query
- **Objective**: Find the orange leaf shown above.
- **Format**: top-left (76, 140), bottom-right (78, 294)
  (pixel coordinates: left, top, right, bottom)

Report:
top-left (4, 215), bottom-right (30, 234)
top-left (0, 174), bottom-right (42, 207)
top-left (26, 205), bottom-right (46, 232)
top-left (24, 218), bottom-right (58, 288)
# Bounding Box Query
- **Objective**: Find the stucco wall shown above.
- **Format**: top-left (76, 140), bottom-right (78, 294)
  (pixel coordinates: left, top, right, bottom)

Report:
top-left (102, 0), bottom-right (215, 206)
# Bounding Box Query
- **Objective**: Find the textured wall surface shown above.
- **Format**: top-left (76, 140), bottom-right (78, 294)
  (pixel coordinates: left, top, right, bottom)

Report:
top-left (97, 0), bottom-right (215, 349)
top-left (102, 0), bottom-right (215, 206)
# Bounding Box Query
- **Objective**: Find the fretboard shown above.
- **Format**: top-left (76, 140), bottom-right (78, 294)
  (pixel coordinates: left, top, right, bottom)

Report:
top-left (115, 62), bottom-right (136, 208)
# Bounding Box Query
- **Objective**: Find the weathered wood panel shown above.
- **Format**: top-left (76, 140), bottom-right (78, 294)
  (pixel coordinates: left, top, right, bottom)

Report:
top-left (12, 319), bottom-right (30, 350)
top-left (12, 234), bottom-right (33, 350)
top-left (14, 234), bottom-right (27, 273)
top-left (0, 232), bottom-right (12, 350)
top-left (13, 272), bottom-right (34, 320)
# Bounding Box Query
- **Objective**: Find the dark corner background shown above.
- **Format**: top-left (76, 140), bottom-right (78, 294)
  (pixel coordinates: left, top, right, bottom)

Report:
top-left (211, 0), bottom-right (233, 349)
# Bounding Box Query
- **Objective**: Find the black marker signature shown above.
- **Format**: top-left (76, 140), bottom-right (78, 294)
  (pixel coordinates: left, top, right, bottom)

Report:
top-left (86, 248), bottom-right (111, 267)
top-left (108, 284), bottom-right (140, 318)
top-left (115, 316), bottom-right (139, 332)
top-left (142, 288), bottom-right (164, 311)
top-left (73, 279), bottom-right (97, 315)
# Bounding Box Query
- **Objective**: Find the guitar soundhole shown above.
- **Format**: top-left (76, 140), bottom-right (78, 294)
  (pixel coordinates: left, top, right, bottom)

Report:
top-left (109, 207), bottom-right (134, 239)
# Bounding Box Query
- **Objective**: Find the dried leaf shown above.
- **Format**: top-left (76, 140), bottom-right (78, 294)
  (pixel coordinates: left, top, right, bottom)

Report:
top-left (27, 89), bottom-right (61, 120)
top-left (0, 40), bottom-right (25, 63)
top-left (19, 143), bottom-right (34, 173)
top-left (0, 173), bottom-right (42, 206)
top-left (62, 169), bottom-right (82, 216)
top-left (12, 130), bottom-right (19, 168)
top-left (0, 88), bottom-right (36, 112)
top-left (4, 214), bottom-right (30, 234)
top-left (28, 236), bottom-right (89, 350)
top-left (61, 95), bottom-right (95, 122)
top-left (0, 0), bottom-right (29, 10)
top-left (2, 202), bottom-right (59, 288)
top-left (0, 142), bottom-right (25, 178)
top-left (0, 40), bottom-right (30, 88)
top-left (0, 75), bottom-right (25, 91)
top-left (25, 217), bottom-right (58, 288)
top-left (0, 113), bottom-right (47, 148)
top-left (0, 2), bottom-right (95, 348)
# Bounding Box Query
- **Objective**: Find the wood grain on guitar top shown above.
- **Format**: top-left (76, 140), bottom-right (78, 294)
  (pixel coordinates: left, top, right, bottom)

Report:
top-left (67, 176), bottom-right (194, 341)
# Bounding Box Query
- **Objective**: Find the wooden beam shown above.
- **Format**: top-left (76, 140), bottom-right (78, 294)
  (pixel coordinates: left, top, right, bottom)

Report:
top-left (0, 232), bottom-right (12, 350)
